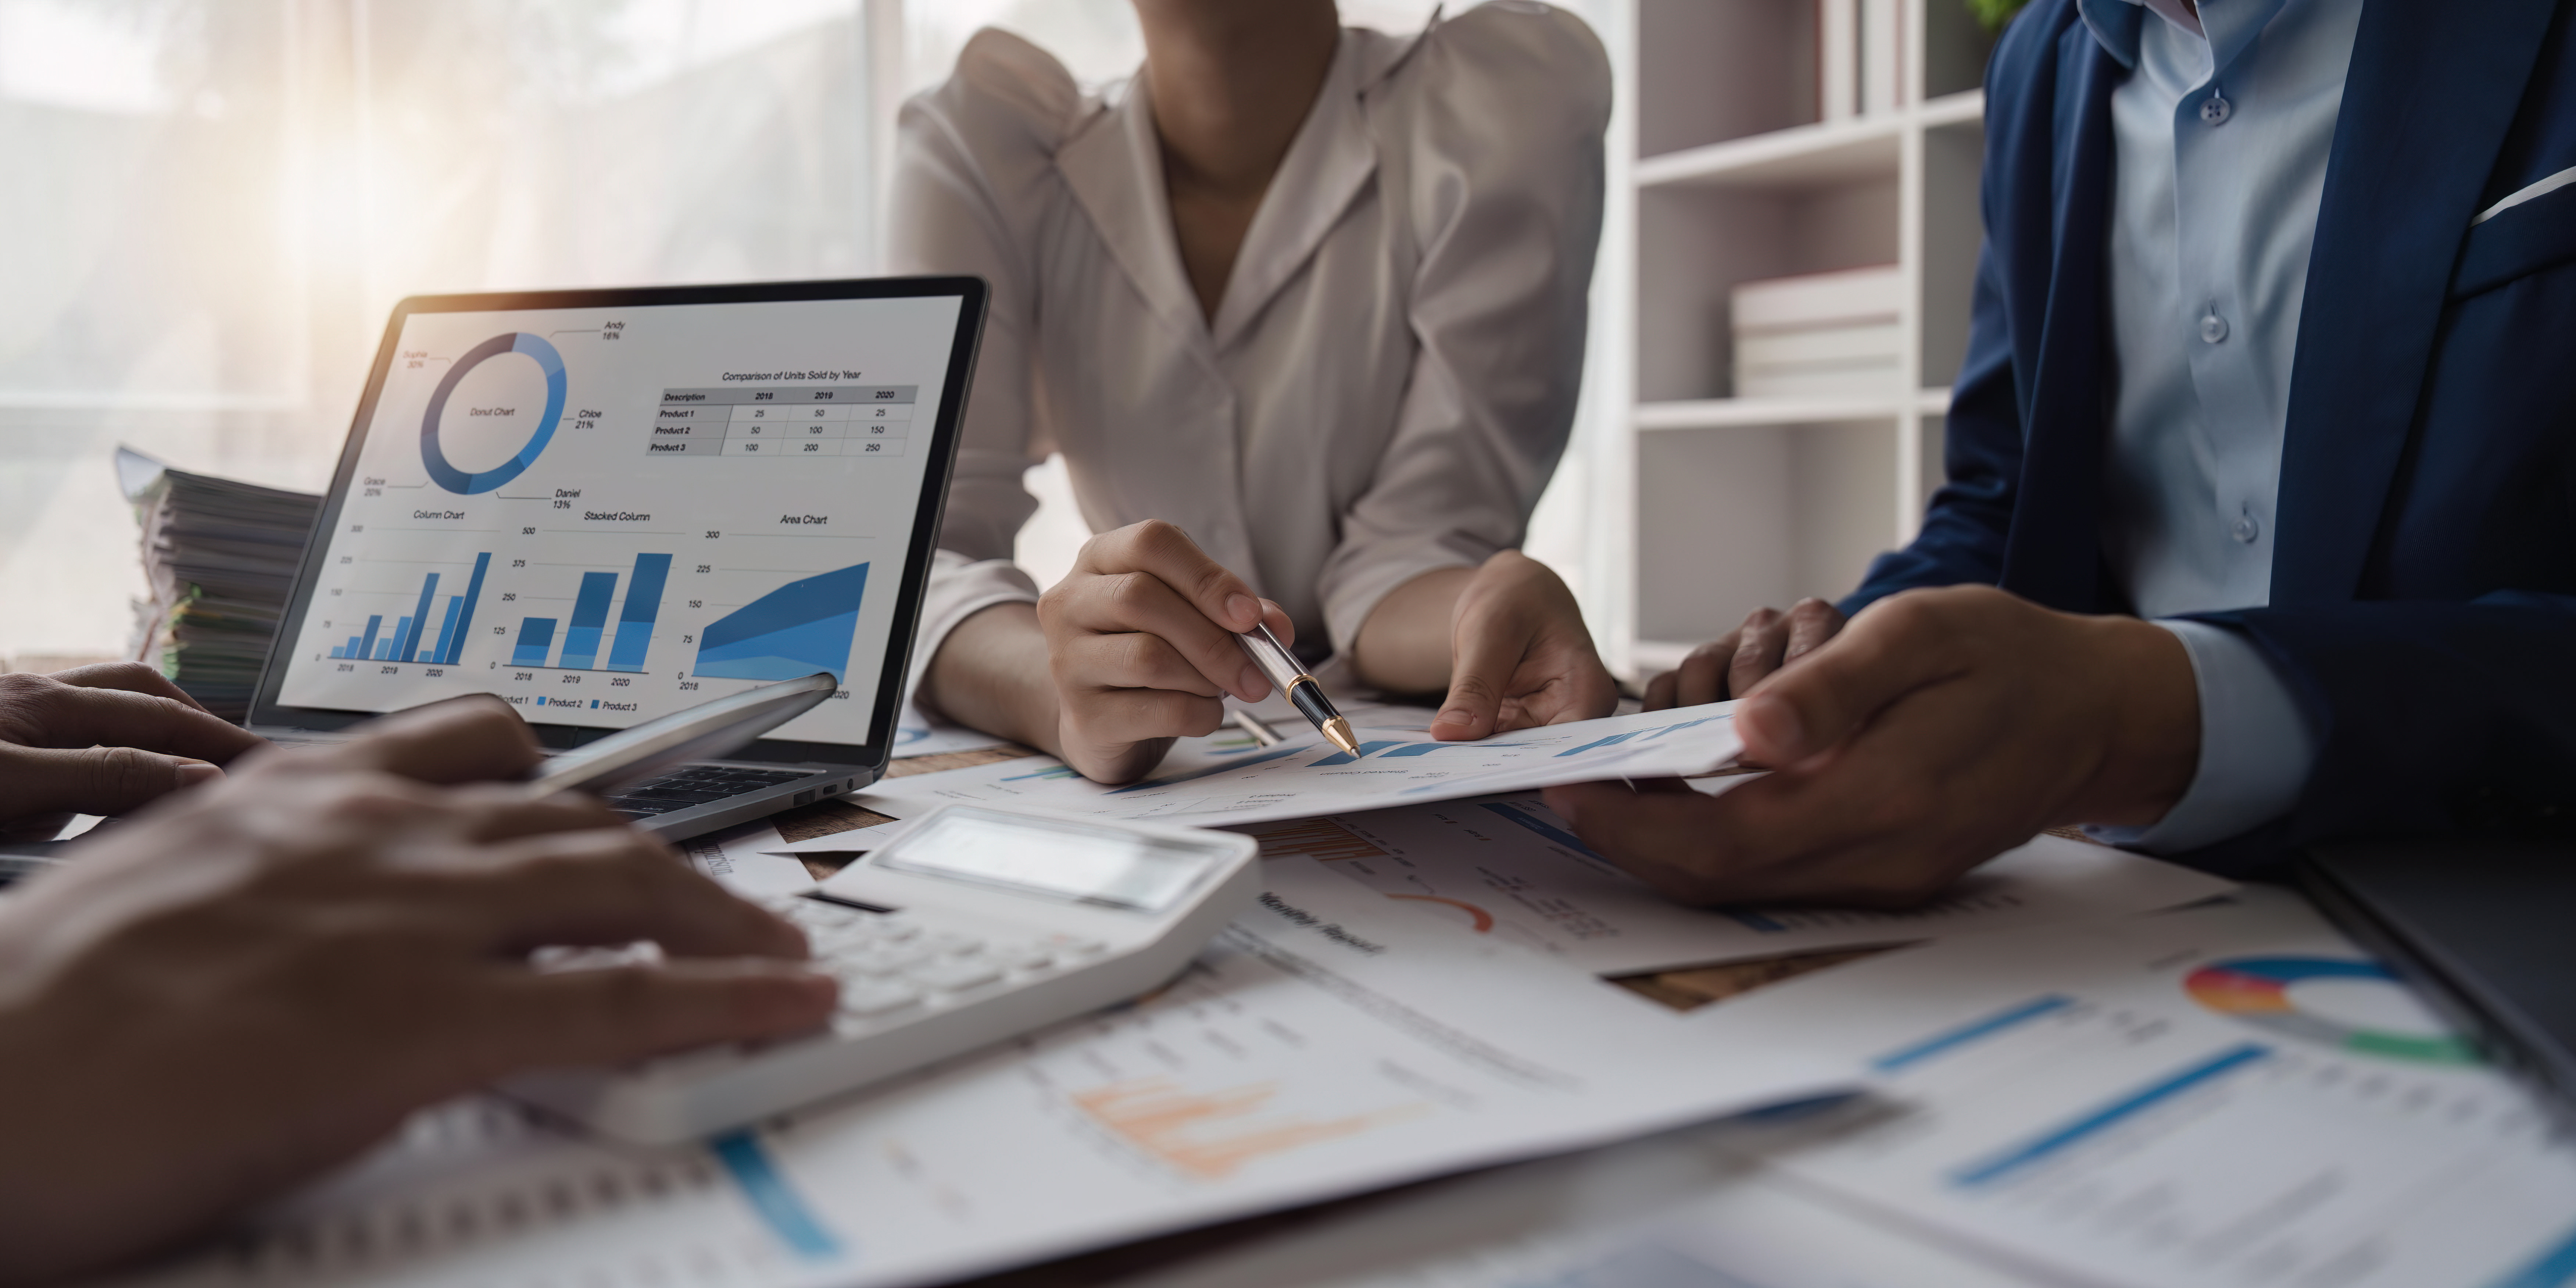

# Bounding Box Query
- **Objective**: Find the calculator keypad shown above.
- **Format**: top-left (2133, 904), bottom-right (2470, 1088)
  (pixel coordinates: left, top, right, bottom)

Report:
top-left (766, 896), bottom-right (1095, 1034)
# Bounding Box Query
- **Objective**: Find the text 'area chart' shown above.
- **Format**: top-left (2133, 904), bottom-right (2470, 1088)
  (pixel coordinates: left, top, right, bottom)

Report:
top-left (276, 295), bottom-right (961, 747)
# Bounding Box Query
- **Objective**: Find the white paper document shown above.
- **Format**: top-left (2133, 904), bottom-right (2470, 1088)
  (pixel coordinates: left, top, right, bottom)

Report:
top-left (1700, 889), bottom-right (2576, 1288)
top-left (759, 820), bottom-right (901, 855)
top-left (679, 823), bottom-right (817, 895)
top-left (114, 860), bottom-right (1846, 1288)
top-left (890, 700), bottom-right (1010, 758)
top-left (1245, 798), bottom-right (2235, 974)
top-left (851, 704), bottom-right (1744, 830)
top-left (1104, 1125), bottom-right (2051, 1288)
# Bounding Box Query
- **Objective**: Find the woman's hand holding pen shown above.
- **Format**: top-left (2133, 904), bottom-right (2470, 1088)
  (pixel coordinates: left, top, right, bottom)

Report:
top-left (925, 524), bottom-right (1614, 783)
top-left (1035, 521), bottom-right (1296, 784)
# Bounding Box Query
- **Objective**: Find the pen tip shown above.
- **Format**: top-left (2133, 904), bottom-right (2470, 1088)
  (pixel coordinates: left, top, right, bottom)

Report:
top-left (1323, 718), bottom-right (1359, 758)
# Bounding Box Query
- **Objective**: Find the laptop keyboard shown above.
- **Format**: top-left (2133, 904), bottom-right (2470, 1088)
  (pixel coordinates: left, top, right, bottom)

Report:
top-left (605, 766), bottom-right (814, 820)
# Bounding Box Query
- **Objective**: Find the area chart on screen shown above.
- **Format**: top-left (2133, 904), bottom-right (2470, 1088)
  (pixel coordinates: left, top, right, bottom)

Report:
top-left (692, 562), bottom-right (869, 682)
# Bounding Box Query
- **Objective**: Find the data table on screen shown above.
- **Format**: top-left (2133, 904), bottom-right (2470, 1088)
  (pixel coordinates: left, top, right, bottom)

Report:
top-left (646, 386), bottom-right (915, 459)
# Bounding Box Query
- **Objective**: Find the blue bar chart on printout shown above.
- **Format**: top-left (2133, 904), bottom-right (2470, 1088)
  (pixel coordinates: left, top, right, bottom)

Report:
top-left (693, 562), bottom-right (869, 682)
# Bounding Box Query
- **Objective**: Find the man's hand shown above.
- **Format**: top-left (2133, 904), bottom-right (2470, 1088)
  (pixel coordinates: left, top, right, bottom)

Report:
top-left (1035, 520), bottom-right (1295, 783)
top-left (1429, 551), bottom-right (1616, 740)
top-left (1546, 587), bottom-right (2200, 906)
top-left (0, 664), bottom-right (266, 831)
top-left (1642, 599), bottom-right (1846, 712)
top-left (0, 698), bottom-right (836, 1284)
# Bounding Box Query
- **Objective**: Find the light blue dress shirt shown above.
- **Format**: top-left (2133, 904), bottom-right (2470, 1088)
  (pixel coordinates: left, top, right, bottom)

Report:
top-left (2074, 0), bottom-right (2360, 851)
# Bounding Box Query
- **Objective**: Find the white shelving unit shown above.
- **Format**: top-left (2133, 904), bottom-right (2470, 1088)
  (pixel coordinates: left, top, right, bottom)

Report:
top-left (1595, 0), bottom-right (1994, 678)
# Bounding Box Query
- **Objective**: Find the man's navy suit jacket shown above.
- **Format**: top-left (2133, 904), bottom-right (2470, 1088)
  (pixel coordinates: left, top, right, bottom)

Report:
top-left (1842, 0), bottom-right (2576, 874)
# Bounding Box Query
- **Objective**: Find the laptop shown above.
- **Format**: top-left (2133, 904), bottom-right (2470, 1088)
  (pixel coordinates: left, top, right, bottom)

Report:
top-left (2300, 839), bottom-right (2576, 1118)
top-left (247, 276), bottom-right (988, 839)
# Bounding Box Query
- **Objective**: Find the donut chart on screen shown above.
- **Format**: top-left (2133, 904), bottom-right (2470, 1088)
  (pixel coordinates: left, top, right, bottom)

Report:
top-left (421, 332), bottom-right (568, 494)
top-left (2185, 956), bottom-right (2479, 1065)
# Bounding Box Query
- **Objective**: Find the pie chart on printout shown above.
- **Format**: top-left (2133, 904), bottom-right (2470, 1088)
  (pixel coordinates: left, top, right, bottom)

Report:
top-left (2185, 956), bottom-right (2479, 1066)
top-left (421, 333), bottom-right (568, 494)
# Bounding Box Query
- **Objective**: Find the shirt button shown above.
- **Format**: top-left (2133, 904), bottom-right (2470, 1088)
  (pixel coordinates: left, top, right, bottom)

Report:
top-left (2200, 311), bottom-right (2230, 344)
top-left (2231, 512), bottom-right (2261, 544)
top-left (2201, 94), bottom-right (2232, 125)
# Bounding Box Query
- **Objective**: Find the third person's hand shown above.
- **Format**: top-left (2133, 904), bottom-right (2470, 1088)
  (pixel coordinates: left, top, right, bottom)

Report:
top-left (0, 663), bottom-right (266, 834)
top-left (1642, 598), bottom-right (1847, 712)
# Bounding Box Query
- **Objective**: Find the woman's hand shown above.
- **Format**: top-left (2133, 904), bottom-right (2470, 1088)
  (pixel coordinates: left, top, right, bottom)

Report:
top-left (1428, 551), bottom-right (1616, 739)
top-left (1035, 521), bottom-right (1294, 783)
top-left (1352, 551), bottom-right (1616, 740)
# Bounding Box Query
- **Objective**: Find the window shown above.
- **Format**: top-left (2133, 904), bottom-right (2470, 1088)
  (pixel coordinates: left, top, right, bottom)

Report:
top-left (0, 0), bottom-right (875, 664)
top-left (0, 0), bottom-right (1616, 668)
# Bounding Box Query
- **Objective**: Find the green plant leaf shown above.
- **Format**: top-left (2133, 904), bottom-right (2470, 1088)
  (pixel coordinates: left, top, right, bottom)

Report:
top-left (1967, 0), bottom-right (2032, 32)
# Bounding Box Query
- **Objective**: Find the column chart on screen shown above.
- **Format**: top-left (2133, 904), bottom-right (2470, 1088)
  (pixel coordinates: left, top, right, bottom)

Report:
top-left (276, 294), bottom-right (960, 748)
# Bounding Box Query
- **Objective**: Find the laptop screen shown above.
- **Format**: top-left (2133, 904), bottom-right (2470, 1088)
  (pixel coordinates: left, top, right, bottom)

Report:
top-left (254, 278), bottom-right (985, 762)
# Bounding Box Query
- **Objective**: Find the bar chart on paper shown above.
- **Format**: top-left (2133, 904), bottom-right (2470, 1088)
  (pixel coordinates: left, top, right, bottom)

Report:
top-left (509, 553), bottom-right (672, 672)
top-left (854, 705), bottom-right (1746, 829)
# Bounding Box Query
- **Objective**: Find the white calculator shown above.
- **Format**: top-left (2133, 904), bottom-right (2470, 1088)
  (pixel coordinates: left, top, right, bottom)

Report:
top-left (508, 805), bottom-right (1262, 1144)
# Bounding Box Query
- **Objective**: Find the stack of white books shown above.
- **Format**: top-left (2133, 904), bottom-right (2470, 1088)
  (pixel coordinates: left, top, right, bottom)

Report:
top-left (1729, 264), bottom-right (1904, 400)
top-left (1819, 0), bottom-right (1905, 119)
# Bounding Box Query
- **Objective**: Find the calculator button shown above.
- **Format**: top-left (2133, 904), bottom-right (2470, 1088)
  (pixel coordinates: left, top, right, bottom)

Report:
top-left (990, 944), bottom-right (1056, 971)
top-left (926, 932), bottom-right (985, 955)
top-left (850, 942), bottom-right (936, 973)
top-left (823, 953), bottom-right (892, 979)
top-left (836, 981), bottom-right (921, 1017)
top-left (906, 958), bottom-right (1003, 992)
top-left (1042, 934), bottom-right (1108, 958)
top-left (814, 924), bottom-right (881, 952)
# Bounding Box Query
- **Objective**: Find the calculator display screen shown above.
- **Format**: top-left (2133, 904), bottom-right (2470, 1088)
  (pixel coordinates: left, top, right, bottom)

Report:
top-left (875, 812), bottom-right (1221, 913)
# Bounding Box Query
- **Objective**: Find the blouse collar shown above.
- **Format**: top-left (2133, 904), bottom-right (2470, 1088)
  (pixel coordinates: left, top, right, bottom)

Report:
top-left (1055, 19), bottom-right (1436, 354)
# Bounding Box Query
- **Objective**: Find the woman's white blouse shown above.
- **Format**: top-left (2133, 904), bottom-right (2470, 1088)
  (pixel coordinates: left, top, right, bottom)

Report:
top-left (890, 3), bottom-right (1609, 686)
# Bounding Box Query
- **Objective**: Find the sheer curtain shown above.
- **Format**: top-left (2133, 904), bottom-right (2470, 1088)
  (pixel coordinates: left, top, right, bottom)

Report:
top-left (0, 0), bottom-right (877, 665)
top-left (0, 0), bottom-right (1621, 668)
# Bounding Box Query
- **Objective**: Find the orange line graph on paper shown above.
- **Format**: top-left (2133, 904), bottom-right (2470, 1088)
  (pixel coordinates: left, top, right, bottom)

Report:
top-left (1383, 893), bottom-right (1496, 933)
top-left (1242, 817), bottom-right (1389, 863)
top-left (1069, 1078), bottom-right (1424, 1181)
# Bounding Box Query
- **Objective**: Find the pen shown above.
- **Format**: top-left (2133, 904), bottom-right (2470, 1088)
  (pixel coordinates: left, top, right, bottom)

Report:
top-left (1228, 708), bottom-right (1284, 747)
top-left (1233, 623), bottom-right (1361, 757)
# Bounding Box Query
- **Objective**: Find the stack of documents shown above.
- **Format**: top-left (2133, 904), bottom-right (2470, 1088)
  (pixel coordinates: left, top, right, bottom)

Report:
top-left (117, 447), bottom-right (319, 720)
top-left (1731, 264), bottom-right (1905, 400)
